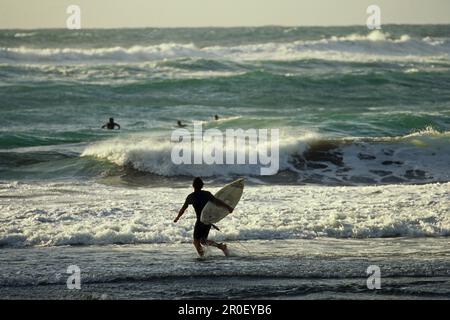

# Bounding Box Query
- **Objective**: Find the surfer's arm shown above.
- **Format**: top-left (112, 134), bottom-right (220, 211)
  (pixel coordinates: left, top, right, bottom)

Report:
top-left (212, 197), bottom-right (233, 213)
top-left (101, 124), bottom-right (106, 129)
top-left (115, 123), bottom-right (121, 129)
top-left (174, 202), bottom-right (189, 223)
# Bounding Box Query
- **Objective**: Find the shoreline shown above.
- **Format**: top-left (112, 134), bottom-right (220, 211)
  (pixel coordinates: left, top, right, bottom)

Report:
top-left (1, 238), bottom-right (449, 299)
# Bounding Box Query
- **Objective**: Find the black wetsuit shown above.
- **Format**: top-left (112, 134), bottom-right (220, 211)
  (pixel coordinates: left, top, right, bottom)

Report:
top-left (102, 122), bottom-right (120, 130)
top-left (185, 190), bottom-right (214, 241)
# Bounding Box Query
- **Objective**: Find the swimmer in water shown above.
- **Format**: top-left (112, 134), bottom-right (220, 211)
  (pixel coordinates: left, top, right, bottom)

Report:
top-left (102, 118), bottom-right (121, 130)
top-left (177, 120), bottom-right (187, 128)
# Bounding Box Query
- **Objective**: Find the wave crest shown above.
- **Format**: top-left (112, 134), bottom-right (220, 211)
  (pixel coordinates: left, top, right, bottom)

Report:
top-left (81, 129), bottom-right (450, 185)
top-left (1, 31), bottom-right (449, 64)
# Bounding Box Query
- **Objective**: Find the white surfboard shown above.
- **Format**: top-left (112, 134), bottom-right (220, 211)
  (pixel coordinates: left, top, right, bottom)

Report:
top-left (200, 178), bottom-right (244, 225)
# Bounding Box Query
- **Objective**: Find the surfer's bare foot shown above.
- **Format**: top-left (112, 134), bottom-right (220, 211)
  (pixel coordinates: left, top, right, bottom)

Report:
top-left (193, 240), bottom-right (204, 257)
top-left (218, 243), bottom-right (229, 257)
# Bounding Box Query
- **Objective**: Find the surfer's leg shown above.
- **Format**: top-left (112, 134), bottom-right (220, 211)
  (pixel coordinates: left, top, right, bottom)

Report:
top-left (203, 240), bottom-right (219, 247)
top-left (203, 240), bottom-right (229, 256)
top-left (193, 240), bottom-right (204, 257)
top-left (193, 221), bottom-right (209, 256)
top-left (197, 223), bottom-right (228, 256)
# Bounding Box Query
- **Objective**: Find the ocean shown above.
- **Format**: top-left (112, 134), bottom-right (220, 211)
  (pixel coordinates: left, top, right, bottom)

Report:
top-left (0, 25), bottom-right (449, 299)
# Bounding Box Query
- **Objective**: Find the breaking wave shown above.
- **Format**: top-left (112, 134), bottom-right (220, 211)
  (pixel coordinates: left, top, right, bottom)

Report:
top-left (1, 31), bottom-right (449, 64)
top-left (81, 128), bottom-right (450, 185)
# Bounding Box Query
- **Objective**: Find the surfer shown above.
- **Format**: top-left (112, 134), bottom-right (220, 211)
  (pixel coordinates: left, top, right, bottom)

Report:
top-left (177, 120), bottom-right (187, 128)
top-left (214, 115), bottom-right (219, 120)
top-left (174, 177), bottom-right (233, 257)
top-left (101, 118), bottom-right (121, 130)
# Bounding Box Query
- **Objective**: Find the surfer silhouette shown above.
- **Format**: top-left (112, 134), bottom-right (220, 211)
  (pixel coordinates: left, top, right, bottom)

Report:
top-left (174, 177), bottom-right (233, 257)
top-left (176, 120), bottom-right (187, 128)
top-left (102, 118), bottom-right (121, 130)
top-left (214, 115), bottom-right (219, 120)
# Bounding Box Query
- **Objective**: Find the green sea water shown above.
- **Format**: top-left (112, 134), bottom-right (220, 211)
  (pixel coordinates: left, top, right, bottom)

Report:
top-left (0, 25), bottom-right (449, 184)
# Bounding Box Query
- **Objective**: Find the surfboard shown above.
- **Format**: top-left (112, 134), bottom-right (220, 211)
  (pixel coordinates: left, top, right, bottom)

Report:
top-left (200, 178), bottom-right (244, 225)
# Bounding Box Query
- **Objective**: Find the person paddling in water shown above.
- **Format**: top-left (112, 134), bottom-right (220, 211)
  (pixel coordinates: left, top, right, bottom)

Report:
top-left (102, 118), bottom-right (121, 130)
top-left (176, 120), bottom-right (187, 128)
top-left (174, 177), bottom-right (233, 257)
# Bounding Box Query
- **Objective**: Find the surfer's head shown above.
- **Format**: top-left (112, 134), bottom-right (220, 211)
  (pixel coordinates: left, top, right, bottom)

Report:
top-left (192, 177), bottom-right (204, 191)
top-left (109, 118), bottom-right (114, 123)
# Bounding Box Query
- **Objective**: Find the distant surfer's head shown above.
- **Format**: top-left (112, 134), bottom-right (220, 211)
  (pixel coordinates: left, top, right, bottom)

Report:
top-left (193, 177), bottom-right (204, 190)
top-left (109, 118), bottom-right (114, 123)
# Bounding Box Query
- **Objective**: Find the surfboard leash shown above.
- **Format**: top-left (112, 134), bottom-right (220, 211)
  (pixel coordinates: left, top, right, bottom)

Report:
top-left (210, 223), bottom-right (251, 254)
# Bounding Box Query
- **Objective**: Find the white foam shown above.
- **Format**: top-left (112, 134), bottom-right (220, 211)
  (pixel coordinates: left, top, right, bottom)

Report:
top-left (329, 30), bottom-right (407, 42)
top-left (1, 31), bottom-right (449, 65)
top-left (404, 68), bottom-right (419, 74)
top-left (0, 181), bottom-right (448, 247)
top-left (79, 129), bottom-right (450, 184)
top-left (423, 36), bottom-right (447, 46)
top-left (80, 130), bottom-right (314, 177)
top-left (13, 32), bottom-right (36, 38)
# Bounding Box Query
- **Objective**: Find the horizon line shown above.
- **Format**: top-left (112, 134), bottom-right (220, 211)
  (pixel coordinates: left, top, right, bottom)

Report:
top-left (2, 22), bottom-right (450, 31)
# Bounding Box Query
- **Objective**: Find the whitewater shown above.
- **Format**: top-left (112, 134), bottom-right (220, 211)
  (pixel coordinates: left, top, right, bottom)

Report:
top-left (1, 181), bottom-right (448, 247)
top-left (1, 30), bottom-right (449, 65)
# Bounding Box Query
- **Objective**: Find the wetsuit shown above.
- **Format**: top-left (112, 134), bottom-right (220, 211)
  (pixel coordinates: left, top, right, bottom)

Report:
top-left (185, 190), bottom-right (215, 241)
